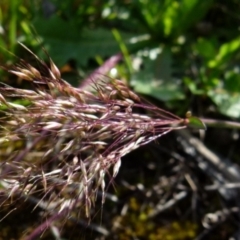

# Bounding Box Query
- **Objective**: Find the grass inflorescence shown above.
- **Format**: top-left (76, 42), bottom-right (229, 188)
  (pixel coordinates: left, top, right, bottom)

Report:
top-left (0, 47), bottom-right (187, 236)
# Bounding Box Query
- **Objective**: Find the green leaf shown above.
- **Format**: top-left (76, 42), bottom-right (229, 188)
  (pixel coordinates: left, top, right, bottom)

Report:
top-left (33, 16), bottom-right (135, 67)
top-left (195, 38), bottom-right (216, 60)
top-left (209, 90), bottom-right (240, 118)
top-left (187, 116), bottom-right (206, 130)
top-left (131, 47), bottom-right (184, 101)
top-left (208, 37), bottom-right (240, 68)
top-left (162, 1), bottom-right (179, 36)
top-left (183, 77), bottom-right (205, 95)
top-left (224, 70), bottom-right (240, 93)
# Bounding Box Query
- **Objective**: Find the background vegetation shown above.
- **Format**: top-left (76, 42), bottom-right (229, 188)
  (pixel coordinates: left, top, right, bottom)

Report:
top-left (1, 0), bottom-right (240, 239)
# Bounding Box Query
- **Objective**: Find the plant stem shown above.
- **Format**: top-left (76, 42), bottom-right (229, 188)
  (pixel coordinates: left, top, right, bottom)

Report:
top-left (201, 118), bottom-right (240, 130)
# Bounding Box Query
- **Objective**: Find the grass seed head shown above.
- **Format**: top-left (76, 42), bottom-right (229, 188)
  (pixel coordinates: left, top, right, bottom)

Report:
top-left (0, 47), bottom-right (187, 223)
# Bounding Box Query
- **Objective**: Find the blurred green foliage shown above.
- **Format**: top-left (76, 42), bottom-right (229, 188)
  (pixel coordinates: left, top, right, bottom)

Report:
top-left (1, 0), bottom-right (240, 118)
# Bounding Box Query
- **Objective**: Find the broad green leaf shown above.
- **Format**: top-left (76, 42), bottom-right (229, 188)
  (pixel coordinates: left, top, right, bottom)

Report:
top-left (209, 90), bottom-right (240, 118)
top-left (131, 48), bottom-right (184, 101)
top-left (33, 16), bottom-right (135, 67)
